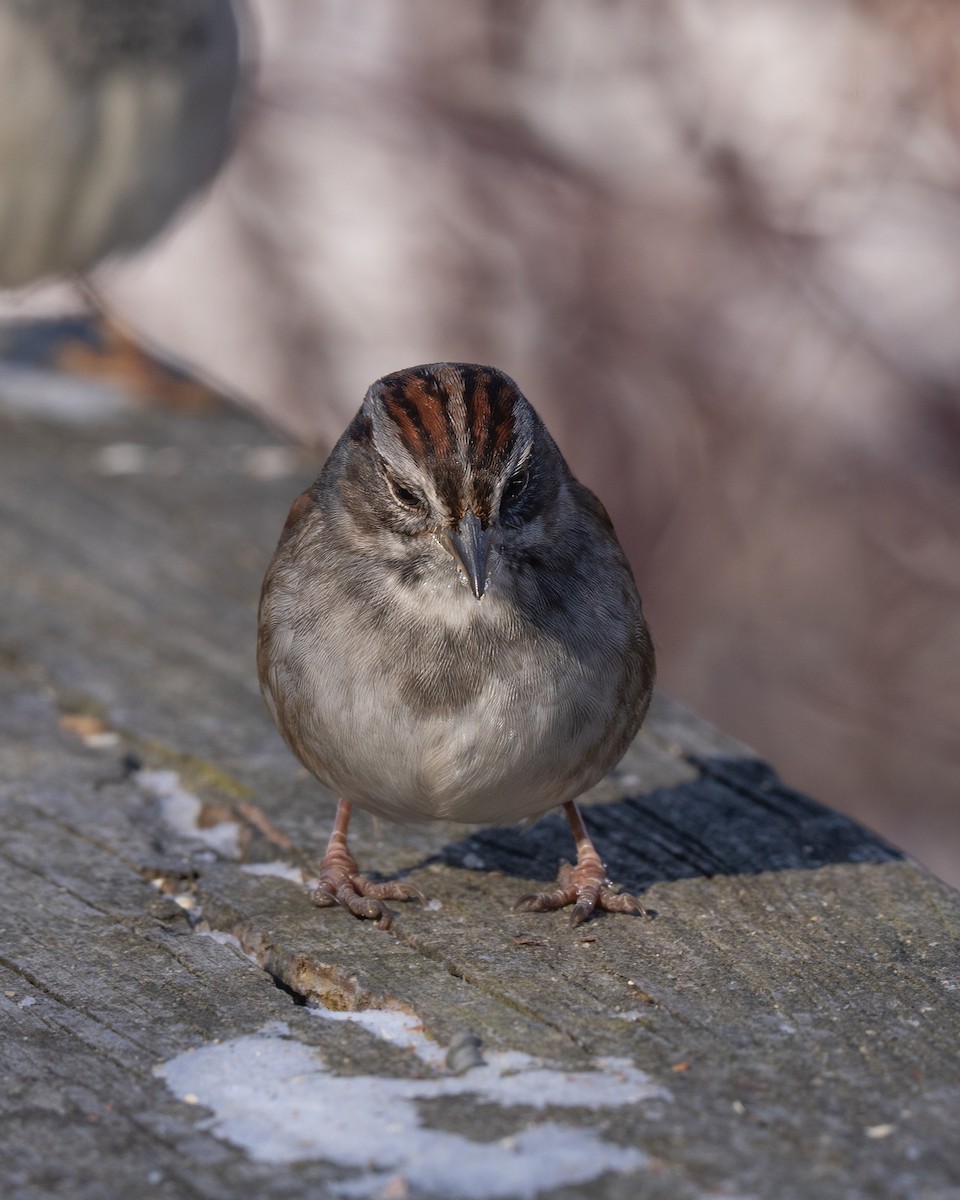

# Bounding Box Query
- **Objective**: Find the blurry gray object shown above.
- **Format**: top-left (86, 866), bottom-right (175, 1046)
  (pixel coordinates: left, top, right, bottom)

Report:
top-left (0, 0), bottom-right (243, 287)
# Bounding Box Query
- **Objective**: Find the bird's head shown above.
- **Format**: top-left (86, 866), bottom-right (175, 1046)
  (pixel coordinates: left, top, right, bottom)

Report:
top-left (352, 362), bottom-right (564, 599)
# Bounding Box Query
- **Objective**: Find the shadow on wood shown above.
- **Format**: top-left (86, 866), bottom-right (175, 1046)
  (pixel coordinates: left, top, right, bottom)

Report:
top-left (432, 756), bottom-right (901, 895)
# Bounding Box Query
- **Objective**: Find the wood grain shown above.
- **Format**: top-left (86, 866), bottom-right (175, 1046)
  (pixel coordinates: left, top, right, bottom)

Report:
top-left (1, 393), bottom-right (957, 1200)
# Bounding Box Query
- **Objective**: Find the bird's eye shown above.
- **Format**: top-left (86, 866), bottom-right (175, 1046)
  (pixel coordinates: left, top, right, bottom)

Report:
top-left (501, 467), bottom-right (529, 512)
top-left (385, 474), bottom-right (425, 511)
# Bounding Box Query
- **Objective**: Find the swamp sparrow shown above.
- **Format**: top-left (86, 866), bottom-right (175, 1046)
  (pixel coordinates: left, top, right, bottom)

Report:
top-left (258, 363), bottom-right (655, 925)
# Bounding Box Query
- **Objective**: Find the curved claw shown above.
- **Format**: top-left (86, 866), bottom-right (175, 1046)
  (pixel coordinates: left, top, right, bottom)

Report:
top-left (514, 888), bottom-right (575, 914)
top-left (597, 889), bottom-right (647, 917)
top-left (311, 884), bottom-right (338, 908)
top-left (352, 875), bottom-right (427, 905)
top-left (514, 861), bottom-right (577, 914)
top-left (312, 870), bottom-right (424, 926)
top-left (514, 856), bottom-right (647, 926)
top-left (335, 881), bottom-right (391, 922)
top-left (311, 799), bottom-right (427, 925)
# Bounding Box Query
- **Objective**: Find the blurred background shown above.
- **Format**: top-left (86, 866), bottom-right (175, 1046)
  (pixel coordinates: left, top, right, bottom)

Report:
top-left (2, 0), bottom-right (958, 885)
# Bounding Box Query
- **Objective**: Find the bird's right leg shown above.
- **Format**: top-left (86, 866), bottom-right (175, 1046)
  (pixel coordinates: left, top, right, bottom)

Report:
top-left (312, 798), bottom-right (424, 924)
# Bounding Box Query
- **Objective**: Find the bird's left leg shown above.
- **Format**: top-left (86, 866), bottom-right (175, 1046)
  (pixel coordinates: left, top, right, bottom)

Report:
top-left (514, 800), bottom-right (647, 926)
top-left (312, 798), bottom-right (424, 923)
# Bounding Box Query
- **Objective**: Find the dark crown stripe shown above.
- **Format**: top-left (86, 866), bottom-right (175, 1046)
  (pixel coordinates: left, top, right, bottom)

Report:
top-left (489, 375), bottom-right (518, 457)
top-left (412, 374), bottom-right (455, 456)
top-left (382, 380), bottom-right (427, 456)
top-left (382, 372), bottom-right (456, 460)
top-left (381, 365), bottom-right (520, 472)
top-left (462, 366), bottom-right (519, 462)
top-left (464, 366), bottom-right (491, 461)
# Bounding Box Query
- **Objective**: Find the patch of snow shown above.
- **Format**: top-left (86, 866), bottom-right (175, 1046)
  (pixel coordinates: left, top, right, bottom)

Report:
top-left (156, 1008), bottom-right (668, 1199)
top-left (315, 1008), bottom-right (447, 1070)
top-left (240, 861), bottom-right (304, 884)
top-left (136, 769), bottom-right (241, 859)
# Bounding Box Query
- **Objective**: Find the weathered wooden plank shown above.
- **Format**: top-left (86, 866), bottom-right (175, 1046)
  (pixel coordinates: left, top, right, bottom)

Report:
top-left (1, 392), bottom-right (959, 1200)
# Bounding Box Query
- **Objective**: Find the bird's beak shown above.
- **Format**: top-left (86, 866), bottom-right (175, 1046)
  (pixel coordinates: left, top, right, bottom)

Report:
top-left (442, 510), bottom-right (492, 599)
